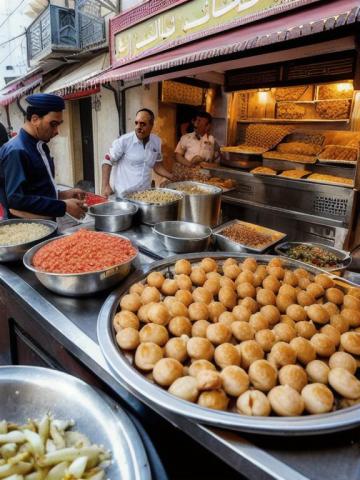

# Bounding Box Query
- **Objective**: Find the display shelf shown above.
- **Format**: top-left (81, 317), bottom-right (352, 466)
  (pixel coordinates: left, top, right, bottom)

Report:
top-left (237, 118), bottom-right (350, 124)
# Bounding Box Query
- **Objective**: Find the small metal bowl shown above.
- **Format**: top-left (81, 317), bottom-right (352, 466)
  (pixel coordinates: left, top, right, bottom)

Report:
top-left (23, 233), bottom-right (138, 297)
top-left (88, 201), bottom-right (138, 232)
top-left (153, 221), bottom-right (212, 253)
top-left (0, 219), bottom-right (57, 262)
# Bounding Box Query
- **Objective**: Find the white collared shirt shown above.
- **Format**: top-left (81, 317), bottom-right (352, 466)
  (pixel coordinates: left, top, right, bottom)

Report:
top-left (175, 132), bottom-right (217, 163)
top-left (102, 132), bottom-right (162, 197)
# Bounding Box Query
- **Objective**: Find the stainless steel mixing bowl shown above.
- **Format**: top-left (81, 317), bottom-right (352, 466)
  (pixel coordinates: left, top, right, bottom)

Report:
top-left (88, 201), bottom-right (138, 232)
top-left (153, 221), bottom-right (212, 253)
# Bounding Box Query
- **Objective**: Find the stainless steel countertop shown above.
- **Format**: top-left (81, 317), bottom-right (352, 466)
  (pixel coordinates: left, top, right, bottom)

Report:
top-left (0, 224), bottom-right (360, 480)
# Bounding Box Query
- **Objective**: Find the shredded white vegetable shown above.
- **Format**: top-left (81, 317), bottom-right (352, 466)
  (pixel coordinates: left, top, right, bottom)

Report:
top-left (0, 223), bottom-right (52, 246)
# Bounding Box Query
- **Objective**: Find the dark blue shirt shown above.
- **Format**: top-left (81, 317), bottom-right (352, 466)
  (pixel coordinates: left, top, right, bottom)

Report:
top-left (0, 128), bottom-right (66, 218)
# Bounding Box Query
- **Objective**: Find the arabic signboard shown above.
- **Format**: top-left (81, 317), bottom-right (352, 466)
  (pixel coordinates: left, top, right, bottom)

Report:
top-left (112, 0), bottom-right (321, 67)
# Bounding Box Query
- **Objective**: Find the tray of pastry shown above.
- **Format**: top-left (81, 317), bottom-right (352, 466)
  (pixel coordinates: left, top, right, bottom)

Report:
top-left (221, 145), bottom-right (268, 155)
top-left (213, 220), bottom-right (286, 253)
top-left (250, 166), bottom-right (277, 176)
top-left (317, 145), bottom-right (358, 165)
top-left (305, 173), bottom-right (354, 188)
top-left (262, 151), bottom-right (318, 164)
top-left (98, 252), bottom-right (360, 436)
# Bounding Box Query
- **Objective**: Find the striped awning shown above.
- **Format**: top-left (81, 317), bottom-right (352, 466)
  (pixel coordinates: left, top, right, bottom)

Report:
top-left (0, 74), bottom-right (42, 107)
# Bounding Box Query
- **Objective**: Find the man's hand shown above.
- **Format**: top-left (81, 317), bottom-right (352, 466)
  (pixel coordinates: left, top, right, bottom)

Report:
top-left (190, 155), bottom-right (204, 165)
top-left (101, 185), bottom-right (114, 198)
top-left (59, 188), bottom-right (86, 201)
top-left (64, 199), bottom-right (87, 219)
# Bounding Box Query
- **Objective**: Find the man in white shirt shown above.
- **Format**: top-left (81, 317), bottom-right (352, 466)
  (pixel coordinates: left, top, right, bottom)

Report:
top-left (101, 108), bottom-right (173, 197)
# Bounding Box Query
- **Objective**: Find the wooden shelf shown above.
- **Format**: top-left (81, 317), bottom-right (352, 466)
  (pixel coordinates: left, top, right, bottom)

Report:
top-left (237, 118), bottom-right (350, 124)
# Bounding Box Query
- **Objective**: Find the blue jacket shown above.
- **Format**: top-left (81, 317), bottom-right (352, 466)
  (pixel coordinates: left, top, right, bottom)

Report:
top-left (0, 128), bottom-right (66, 218)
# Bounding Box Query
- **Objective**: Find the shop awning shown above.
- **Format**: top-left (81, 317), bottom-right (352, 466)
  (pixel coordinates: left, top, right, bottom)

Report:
top-left (43, 53), bottom-right (110, 96)
top-left (84, 0), bottom-right (359, 87)
top-left (0, 74), bottom-right (42, 106)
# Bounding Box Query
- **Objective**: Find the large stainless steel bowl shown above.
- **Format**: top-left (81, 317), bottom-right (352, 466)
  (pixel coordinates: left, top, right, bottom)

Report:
top-left (124, 188), bottom-right (183, 225)
top-left (23, 233), bottom-right (138, 296)
top-left (0, 366), bottom-right (150, 480)
top-left (0, 219), bottom-right (57, 262)
top-left (88, 201), bottom-right (138, 232)
top-left (166, 181), bottom-right (222, 227)
top-left (153, 221), bottom-right (212, 253)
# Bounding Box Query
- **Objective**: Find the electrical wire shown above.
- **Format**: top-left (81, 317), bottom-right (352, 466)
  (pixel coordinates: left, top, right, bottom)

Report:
top-left (0, 0), bottom-right (27, 31)
top-left (0, 32), bottom-right (26, 49)
top-left (0, 37), bottom-right (25, 67)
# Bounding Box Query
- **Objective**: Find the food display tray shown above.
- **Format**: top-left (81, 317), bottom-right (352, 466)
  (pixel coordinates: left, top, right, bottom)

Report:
top-left (274, 241), bottom-right (352, 273)
top-left (317, 158), bottom-right (357, 165)
top-left (213, 220), bottom-right (286, 253)
top-left (97, 252), bottom-right (360, 436)
top-left (0, 365), bottom-right (150, 480)
top-left (303, 177), bottom-right (354, 188)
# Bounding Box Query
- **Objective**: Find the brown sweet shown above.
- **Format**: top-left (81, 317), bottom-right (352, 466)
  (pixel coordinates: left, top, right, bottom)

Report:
top-left (278, 364), bottom-right (308, 392)
top-left (236, 390), bottom-right (271, 416)
top-left (165, 338), bottom-right (188, 363)
top-left (174, 259), bottom-right (192, 275)
top-left (139, 323), bottom-right (169, 346)
top-left (116, 328), bottom-right (140, 350)
top-left (169, 376), bottom-right (199, 402)
top-left (187, 337), bottom-right (214, 361)
top-left (120, 293), bottom-right (142, 312)
top-left (301, 383), bottom-right (334, 414)
top-left (248, 359), bottom-right (277, 392)
top-left (198, 390), bottom-right (229, 411)
top-left (214, 343), bottom-right (241, 369)
top-left (221, 366), bottom-right (249, 397)
top-left (268, 385), bottom-right (305, 416)
top-left (147, 272), bottom-right (165, 289)
top-left (206, 323), bottom-right (232, 345)
top-left (113, 310), bottom-right (140, 332)
top-left (153, 358), bottom-right (184, 387)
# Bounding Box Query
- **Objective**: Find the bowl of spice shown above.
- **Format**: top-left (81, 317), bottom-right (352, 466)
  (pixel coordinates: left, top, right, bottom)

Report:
top-left (0, 219), bottom-right (57, 262)
top-left (124, 188), bottom-right (183, 225)
top-left (23, 229), bottom-right (138, 296)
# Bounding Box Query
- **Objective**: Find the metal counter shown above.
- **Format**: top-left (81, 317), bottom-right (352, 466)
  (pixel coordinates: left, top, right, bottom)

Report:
top-left (0, 225), bottom-right (359, 480)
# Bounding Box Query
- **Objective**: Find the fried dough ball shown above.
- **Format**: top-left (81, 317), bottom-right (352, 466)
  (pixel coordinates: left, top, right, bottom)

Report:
top-left (262, 275), bottom-right (281, 293)
top-left (253, 272), bottom-right (265, 287)
top-left (306, 360), bottom-right (330, 384)
top-left (249, 312), bottom-right (269, 332)
top-left (295, 320), bottom-right (317, 339)
top-left (348, 287), bottom-right (360, 299)
top-left (260, 305), bottom-right (281, 327)
top-left (175, 274), bottom-right (192, 291)
top-left (281, 315), bottom-right (296, 329)
top-left (129, 282), bottom-right (145, 295)
top-left (268, 385), bottom-right (304, 416)
top-left (236, 390), bottom-right (271, 416)
top-left (278, 365), bottom-right (307, 392)
top-left (188, 359), bottom-right (216, 377)
top-left (116, 327), bottom-right (140, 350)
top-left (192, 287), bottom-right (213, 305)
top-left (290, 337), bottom-right (316, 365)
top-left (161, 279), bottom-right (178, 296)
top-left (153, 358), bottom-right (183, 387)
top-left (219, 366), bottom-right (249, 397)
top-left (198, 390), bottom-right (229, 410)
top-left (343, 294), bottom-right (360, 311)
top-left (163, 296), bottom-right (176, 308)
top-left (239, 340), bottom-right (264, 369)
top-left (328, 368), bottom-right (360, 399)
top-left (219, 287), bottom-right (237, 309)
top-left (286, 304), bottom-right (307, 322)
top-left (298, 277), bottom-right (311, 290)
top-left (175, 289), bottom-right (193, 307)
top-left (294, 268), bottom-right (310, 279)
top-left (220, 276), bottom-right (236, 290)
top-left (135, 342), bottom-right (163, 371)
top-left (305, 304), bottom-right (329, 325)
top-left (255, 265), bottom-right (267, 278)
top-left (214, 343), bottom-right (241, 369)
top-left (341, 308), bottom-right (360, 328)
top-left (200, 257), bottom-right (218, 273)
top-left (237, 282), bottom-right (256, 299)
top-left (273, 323), bottom-right (296, 343)
top-left (196, 370), bottom-right (222, 391)
top-left (267, 266), bottom-right (285, 280)
top-left (232, 305), bottom-right (252, 322)
top-left (256, 288), bottom-right (276, 306)
top-left (301, 383), bottom-right (334, 414)
top-left (278, 284), bottom-right (297, 300)
top-left (241, 297), bottom-right (259, 314)
top-left (146, 272), bottom-right (165, 289)
top-left (242, 257), bottom-right (258, 272)
top-left (325, 288), bottom-right (344, 305)
top-left (223, 258), bottom-right (237, 268)
top-left (248, 360), bottom-right (277, 392)
top-left (306, 283), bottom-right (324, 299)
top-left (139, 323), bottom-right (169, 346)
top-left (223, 263), bottom-right (241, 280)
top-left (255, 329), bottom-right (276, 352)
top-left (192, 320), bottom-right (210, 338)
top-left (340, 331), bottom-right (360, 355)
top-left (187, 337), bottom-right (214, 361)
top-left (268, 257), bottom-right (283, 268)
top-left (283, 270), bottom-right (298, 287)
top-left (218, 311), bottom-right (236, 327)
top-left (231, 321), bottom-right (255, 342)
top-left (168, 376), bottom-right (199, 402)
top-left (113, 310), bottom-right (140, 332)
top-left (236, 270), bottom-right (254, 285)
top-left (168, 301), bottom-right (188, 318)
top-left (314, 274), bottom-right (335, 289)
top-left (174, 259), bottom-right (192, 275)
top-left (203, 278), bottom-right (221, 296)
top-left (329, 351), bottom-right (357, 374)
top-left (188, 302), bottom-right (209, 321)
top-left (168, 316), bottom-right (192, 337)
top-left (165, 337), bottom-right (188, 363)
top-left (276, 295), bottom-right (294, 314)
top-left (311, 333), bottom-right (336, 357)
top-left (137, 303), bottom-right (153, 323)
top-left (297, 291), bottom-right (315, 307)
top-left (323, 302), bottom-right (339, 317)
top-left (208, 302), bottom-right (226, 323)
top-left (207, 323), bottom-right (232, 345)
top-left (141, 286), bottom-right (161, 304)
top-left (120, 293), bottom-right (142, 312)
top-left (320, 324), bottom-right (340, 346)
top-left (190, 267), bottom-right (207, 286)
top-left (269, 342), bottom-right (296, 367)
top-left (147, 303), bottom-right (170, 326)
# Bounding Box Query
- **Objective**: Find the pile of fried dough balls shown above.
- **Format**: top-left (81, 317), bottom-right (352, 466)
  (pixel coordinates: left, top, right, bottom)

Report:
top-left (113, 257), bottom-right (360, 416)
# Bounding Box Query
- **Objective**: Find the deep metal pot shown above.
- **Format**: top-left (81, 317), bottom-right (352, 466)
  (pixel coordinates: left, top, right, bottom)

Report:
top-left (166, 181), bottom-right (222, 227)
top-left (88, 201), bottom-right (138, 232)
top-left (153, 221), bottom-right (212, 253)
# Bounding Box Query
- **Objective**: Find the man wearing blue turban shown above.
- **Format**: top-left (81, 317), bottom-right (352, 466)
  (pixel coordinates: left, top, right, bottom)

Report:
top-left (0, 93), bottom-right (86, 219)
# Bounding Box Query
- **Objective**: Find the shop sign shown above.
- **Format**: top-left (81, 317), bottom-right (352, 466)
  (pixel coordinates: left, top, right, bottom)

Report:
top-left (113, 0), bottom-right (321, 66)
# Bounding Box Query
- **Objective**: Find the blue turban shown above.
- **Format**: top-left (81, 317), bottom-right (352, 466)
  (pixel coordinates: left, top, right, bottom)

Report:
top-left (26, 93), bottom-right (65, 112)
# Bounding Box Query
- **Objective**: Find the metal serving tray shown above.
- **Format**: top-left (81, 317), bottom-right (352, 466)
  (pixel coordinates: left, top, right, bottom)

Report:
top-left (97, 252), bottom-right (360, 436)
top-left (213, 219), bottom-right (287, 253)
top-left (275, 241), bottom-right (352, 273)
top-left (0, 365), bottom-right (150, 480)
